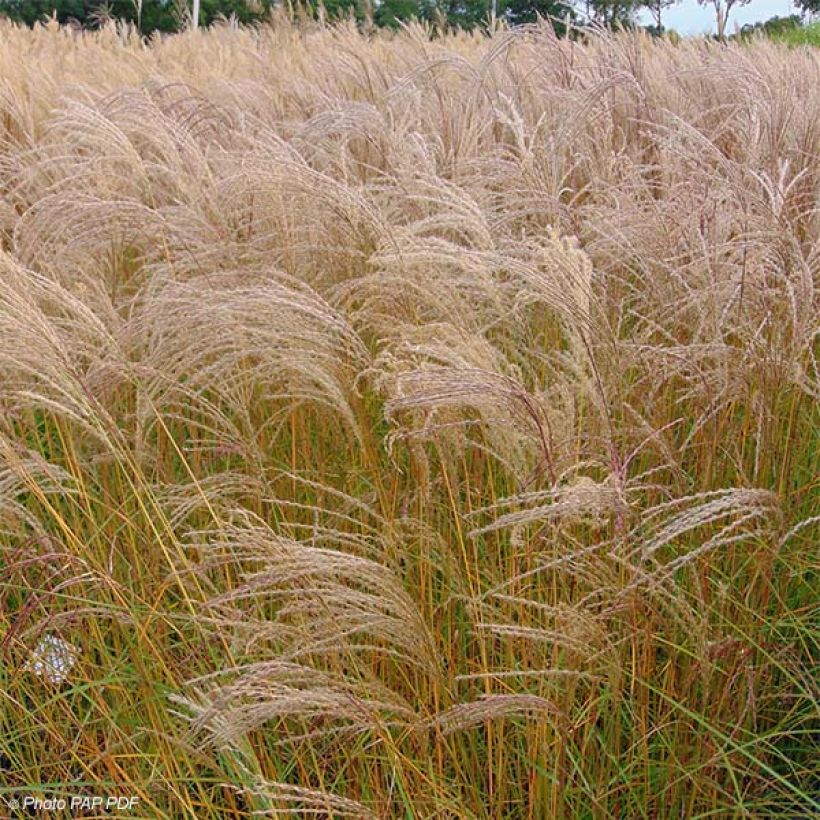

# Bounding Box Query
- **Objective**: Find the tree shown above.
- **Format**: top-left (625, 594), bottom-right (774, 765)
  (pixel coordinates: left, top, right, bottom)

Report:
top-left (0, 0), bottom-right (270, 32)
top-left (503, 0), bottom-right (573, 27)
top-left (642, 0), bottom-right (675, 32)
top-left (436, 0), bottom-right (491, 29)
top-left (696, 0), bottom-right (750, 40)
top-left (795, 0), bottom-right (819, 13)
top-left (374, 0), bottom-right (436, 26)
top-left (582, 0), bottom-right (641, 28)
top-left (737, 14), bottom-right (802, 39)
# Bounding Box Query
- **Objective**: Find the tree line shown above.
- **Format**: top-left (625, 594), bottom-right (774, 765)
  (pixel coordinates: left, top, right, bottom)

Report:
top-left (0, 0), bottom-right (817, 38)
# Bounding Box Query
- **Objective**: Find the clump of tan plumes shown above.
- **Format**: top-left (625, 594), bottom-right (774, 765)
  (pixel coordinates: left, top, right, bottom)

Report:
top-left (0, 16), bottom-right (817, 819)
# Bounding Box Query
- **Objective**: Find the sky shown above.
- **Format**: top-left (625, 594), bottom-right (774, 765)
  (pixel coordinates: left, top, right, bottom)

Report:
top-left (634, 0), bottom-right (798, 35)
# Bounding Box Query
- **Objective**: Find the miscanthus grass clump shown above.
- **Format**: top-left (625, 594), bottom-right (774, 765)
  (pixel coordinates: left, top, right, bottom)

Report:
top-left (0, 16), bottom-right (817, 819)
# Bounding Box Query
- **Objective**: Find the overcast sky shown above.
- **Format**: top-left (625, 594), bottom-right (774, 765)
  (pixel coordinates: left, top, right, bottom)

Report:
top-left (634, 0), bottom-right (799, 35)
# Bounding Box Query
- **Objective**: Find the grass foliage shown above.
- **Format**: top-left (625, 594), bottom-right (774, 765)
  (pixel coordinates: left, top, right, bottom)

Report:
top-left (0, 16), bottom-right (818, 818)
top-left (775, 21), bottom-right (820, 48)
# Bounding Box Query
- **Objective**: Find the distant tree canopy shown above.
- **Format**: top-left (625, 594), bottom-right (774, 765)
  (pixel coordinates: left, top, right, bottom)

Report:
top-left (0, 0), bottom-right (818, 36)
top-left (504, 0), bottom-right (573, 27)
top-left (0, 0), bottom-right (271, 30)
top-left (323, 0), bottom-right (575, 31)
top-left (0, 0), bottom-right (578, 32)
top-left (738, 14), bottom-right (802, 37)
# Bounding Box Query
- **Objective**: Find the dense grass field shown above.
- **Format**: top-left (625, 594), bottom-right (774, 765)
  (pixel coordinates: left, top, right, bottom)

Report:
top-left (0, 17), bottom-right (818, 818)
